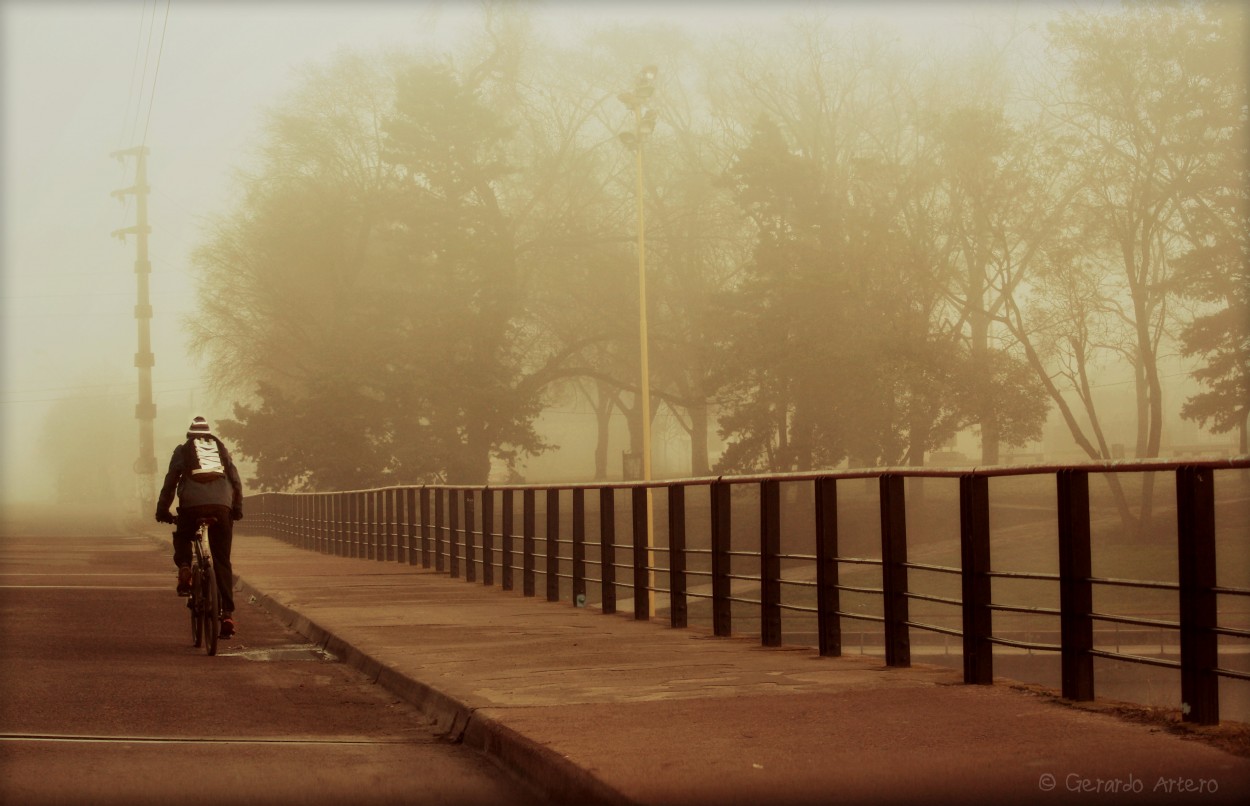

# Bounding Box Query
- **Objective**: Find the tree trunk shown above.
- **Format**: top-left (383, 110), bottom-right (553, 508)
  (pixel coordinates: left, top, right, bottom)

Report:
top-left (909, 407), bottom-right (930, 505)
top-left (591, 381), bottom-right (615, 481)
top-left (688, 401), bottom-right (711, 477)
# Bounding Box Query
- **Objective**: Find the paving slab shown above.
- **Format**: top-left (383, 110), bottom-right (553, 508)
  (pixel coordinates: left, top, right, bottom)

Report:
top-left (195, 532), bottom-right (1249, 805)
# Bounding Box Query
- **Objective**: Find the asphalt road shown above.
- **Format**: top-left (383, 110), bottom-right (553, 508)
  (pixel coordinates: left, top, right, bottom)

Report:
top-left (0, 511), bottom-right (541, 806)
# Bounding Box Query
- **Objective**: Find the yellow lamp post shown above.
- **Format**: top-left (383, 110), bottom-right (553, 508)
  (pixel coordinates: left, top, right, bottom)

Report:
top-left (618, 66), bottom-right (659, 617)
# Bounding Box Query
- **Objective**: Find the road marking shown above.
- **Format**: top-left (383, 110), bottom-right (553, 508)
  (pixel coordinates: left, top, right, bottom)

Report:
top-left (0, 585), bottom-right (167, 590)
top-left (0, 573), bottom-right (167, 577)
top-left (0, 732), bottom-right (423, 746)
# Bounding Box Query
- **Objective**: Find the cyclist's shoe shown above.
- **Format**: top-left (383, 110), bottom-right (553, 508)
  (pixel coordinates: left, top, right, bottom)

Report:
top-left (220, 615), bottom-right (236, 639)
top-left (176, 566), bottom-right (192, 597)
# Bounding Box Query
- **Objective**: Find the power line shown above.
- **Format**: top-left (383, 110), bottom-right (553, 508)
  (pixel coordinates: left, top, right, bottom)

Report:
top-left (128, 1), bottom-right (157, 149)
top-left (118, 0), bottom-right (150, 151)
top-left (141, 0), bottom-right (172, 148)
top-left (118, 0), bottom-right (154, 226)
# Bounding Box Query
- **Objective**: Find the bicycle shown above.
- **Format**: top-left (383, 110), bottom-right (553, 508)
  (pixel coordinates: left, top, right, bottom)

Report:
top-left (186, 516), bottom-right (221, 656)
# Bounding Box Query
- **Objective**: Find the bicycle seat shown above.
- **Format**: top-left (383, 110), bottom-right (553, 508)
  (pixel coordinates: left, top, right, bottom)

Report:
top-left (197, 516), bottom-right (219, 527)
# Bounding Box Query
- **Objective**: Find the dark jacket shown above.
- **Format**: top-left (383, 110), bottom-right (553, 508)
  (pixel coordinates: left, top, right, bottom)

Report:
top-left (157, 436), bottom-right (244, 513)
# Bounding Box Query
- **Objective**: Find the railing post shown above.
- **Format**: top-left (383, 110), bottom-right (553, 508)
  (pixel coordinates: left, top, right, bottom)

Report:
top-left (523, 489), bottom-right (536, 597)
top-left (815, 477), bottom-right (840, 657)
top-left (292, 495), bottom-right (299, 546)
top-left (464, 490), bottom-right (476, 583)
top-left (880, 474), bottom-right (910, 667)
top-left (669, 484), bottom-right (687, 629)
top-left (632, 486), bottom-right (650, 621)
top-left (572, 489), bottom-right (586, 606)
top-left (326, 493), bottom-right (335, 555)
top-left (379, 489), bottom-right (389, 561)
top-left (375, 490), bottom-right (384, 561)
top-left (599, 488), bottom-right (616, 614)
top-left (1057, 469), bottom-right (1094, 701)
top-left (342, 492), bottom-right (349, 557)
top-left (336, 494), bottom-right (344, 555)
top-left (419, 487), bottom-right (431, 568)
top-left (309, 495), bottom-right (317, 550)
top-left (961, 474), bottom-right (993, 684)
top-left (368, 490), bottom-right (379, 561)
top-left (354, 492), bottom-right (362, 557)
top-left (434, 488), bottom-right (445, 573)
top-left (382, 487), bottom-right (392, 562)
top-left (546, 488), bottom-right (560, 602)
top-left (338, 492), bottom-right (347, 556)
top-left (481, 488), bottom-right (494, 585)
top-left (711, 480), bottom-right (732, 637)
top-left (760, 479), bottom-right (782, 647)
top-left (388, 488), bottom-right (399, 562)
top-left (1177, 465), bottom-right (1219, 725)
top-left (404, 488), bottom-right (417, 565)
top-left (339, 493), bottom-right (348, 557)
top-left (352, 491), bottom-right (363, 558)
top-left (372, 490), bottom-right (380, 559)
top-left (449, 489), bottom-right (461, 579)
top-left (394, 489), bottom-right (403, 563)
top-left (501, 489), bottom-right (515, 591)
top-left (360, 491), bottom-right (370, 559)
top-left (319, 494), bottom-right (328, 553)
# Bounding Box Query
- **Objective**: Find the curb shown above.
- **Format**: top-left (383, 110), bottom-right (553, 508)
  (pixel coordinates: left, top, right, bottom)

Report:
top-left (235, 576), bottom-right (634, 806)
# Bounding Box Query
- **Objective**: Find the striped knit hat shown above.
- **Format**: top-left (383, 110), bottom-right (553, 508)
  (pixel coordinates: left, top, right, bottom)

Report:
top-left (186, 416), bottom-right (213, 438)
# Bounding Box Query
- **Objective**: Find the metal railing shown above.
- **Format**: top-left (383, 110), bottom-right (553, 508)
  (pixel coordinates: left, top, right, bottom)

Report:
top-left (239, 458), bottom-right (1250, 725)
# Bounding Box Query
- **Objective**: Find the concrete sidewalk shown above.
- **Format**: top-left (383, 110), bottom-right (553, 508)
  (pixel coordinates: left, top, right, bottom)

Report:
top-left (217, 533), bottom-right (1247, 805)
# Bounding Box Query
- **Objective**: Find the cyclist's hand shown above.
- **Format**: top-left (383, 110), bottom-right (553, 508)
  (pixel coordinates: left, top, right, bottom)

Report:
top-left (231, 507), bottom-right (243, 522)
top-left (155, 508), bottom-right (175, 524)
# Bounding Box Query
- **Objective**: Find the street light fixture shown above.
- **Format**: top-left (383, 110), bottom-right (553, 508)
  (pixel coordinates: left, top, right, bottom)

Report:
top-left (619, 65), bottom-right (658, 618)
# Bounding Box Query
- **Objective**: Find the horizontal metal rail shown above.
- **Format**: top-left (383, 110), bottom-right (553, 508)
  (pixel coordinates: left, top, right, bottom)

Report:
top-left (1088, 648), bottom-right (1181, 670)
top-left (1088, 612), bottom-right (1179, 630)
top-left (1088, 576), bottom-right (1178, 591)
top-left (904, 591), bottom-right (963, 608)
top-left (987, 635), bottom-right (1062, 652)
top-left (906, 619), bottom-right (963, 638)
top-left (903, 561), bottom-right (962, 576)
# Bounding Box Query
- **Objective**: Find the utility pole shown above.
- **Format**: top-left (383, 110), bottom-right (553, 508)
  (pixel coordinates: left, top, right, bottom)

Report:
top-left (618, 66), bottom-right (659, 617)
top-left (111, 146), bottom-right (158, 519)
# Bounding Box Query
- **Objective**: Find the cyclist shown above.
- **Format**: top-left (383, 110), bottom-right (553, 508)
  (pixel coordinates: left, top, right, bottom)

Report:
top-left (155, 416), bottom-right (244, 638)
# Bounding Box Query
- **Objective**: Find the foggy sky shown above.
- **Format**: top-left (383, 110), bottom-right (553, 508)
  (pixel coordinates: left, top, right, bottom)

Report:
top-left (0, 1), bottom-right (1095, 506)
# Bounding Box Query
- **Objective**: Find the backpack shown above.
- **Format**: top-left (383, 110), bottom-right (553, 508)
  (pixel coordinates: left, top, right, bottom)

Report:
top-left (186, 437), bottom-right (226, 483)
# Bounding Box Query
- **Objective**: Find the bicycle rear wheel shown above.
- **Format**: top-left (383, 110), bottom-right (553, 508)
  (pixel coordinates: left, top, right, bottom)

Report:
top-left (190, 566), bottom-right (204, 648)
top-left (203, 561), bottom-right (220, 656)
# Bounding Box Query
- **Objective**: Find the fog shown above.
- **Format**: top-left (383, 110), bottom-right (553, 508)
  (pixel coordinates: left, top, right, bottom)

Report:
top-left (1, 1), bottom-right (1241, 515)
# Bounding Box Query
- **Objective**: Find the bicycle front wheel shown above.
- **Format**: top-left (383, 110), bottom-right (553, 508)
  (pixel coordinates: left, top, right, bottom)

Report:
top-left (204, 561), bottom-right (220, 656)
top-left (190, 566), bottom-right (203, 648)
